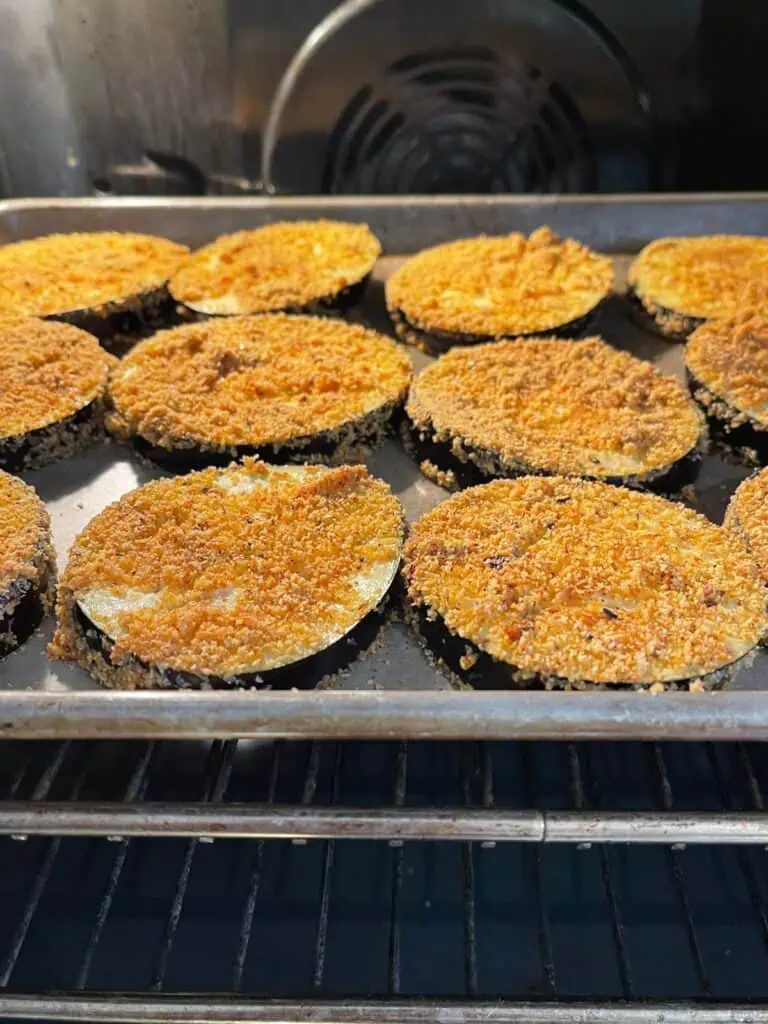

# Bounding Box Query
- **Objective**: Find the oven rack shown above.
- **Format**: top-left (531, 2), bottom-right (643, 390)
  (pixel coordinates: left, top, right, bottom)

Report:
top-left (2, 739), bottom-right (768, 1021)
top-left (0, 738), bottom-right (767, 845)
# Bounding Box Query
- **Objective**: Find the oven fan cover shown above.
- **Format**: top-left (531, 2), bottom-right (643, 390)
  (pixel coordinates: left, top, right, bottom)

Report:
top-left (266, 0), bottom-right (658, 195)
top-left (323, 46), bottom-right (599, 194)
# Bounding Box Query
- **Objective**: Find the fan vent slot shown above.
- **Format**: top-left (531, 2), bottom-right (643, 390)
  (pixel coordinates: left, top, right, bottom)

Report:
top-left (322, 46), bottom-right (596, 194)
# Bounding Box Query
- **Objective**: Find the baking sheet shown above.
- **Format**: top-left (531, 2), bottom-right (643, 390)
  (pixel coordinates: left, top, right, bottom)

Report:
top-left (1, 194), bottom-right (767, 740)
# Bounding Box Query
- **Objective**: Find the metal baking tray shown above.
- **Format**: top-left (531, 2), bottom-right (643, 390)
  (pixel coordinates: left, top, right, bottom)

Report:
top-left (2, 193), bottom-right (768, 741)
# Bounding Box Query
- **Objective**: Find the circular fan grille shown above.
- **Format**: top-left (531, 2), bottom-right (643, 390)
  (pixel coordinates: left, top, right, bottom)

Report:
top-left (322, 46), bottom-right (597, 194)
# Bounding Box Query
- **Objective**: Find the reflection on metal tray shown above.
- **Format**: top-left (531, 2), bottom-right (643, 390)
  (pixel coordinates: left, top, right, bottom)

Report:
top-left (1, 194), bottom-right (768, 741)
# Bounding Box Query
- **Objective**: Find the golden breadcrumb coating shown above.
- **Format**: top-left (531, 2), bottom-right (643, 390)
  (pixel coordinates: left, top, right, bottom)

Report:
top-left (386, 227), bottom-right (613, 337)
top-left (0, 470), bottom-right (51, 594)
top-left (404, 476), bottom-right (767, 685)
top-left (0, 232), bottom-right (188, 318)
top-left (0, 319), bottom-right (115, 438)
top-left (686, 312), bottom-right (768, 426)
top-left (169, 220), bottom-right (381, 315)
top-left (52, 461), bottom-right (404, 677)
top-left (107, 314), bottom-right (411, 448)
top-left (407, 337), bottom-right (702, 478)
top-left (629, 235), bottom-right (768, 321)
top-left (725, 468), bottom-right (768, 585)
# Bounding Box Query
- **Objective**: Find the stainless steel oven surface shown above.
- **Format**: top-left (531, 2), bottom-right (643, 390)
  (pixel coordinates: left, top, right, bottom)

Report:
top-left (0, 194), bottom-right (768, 741)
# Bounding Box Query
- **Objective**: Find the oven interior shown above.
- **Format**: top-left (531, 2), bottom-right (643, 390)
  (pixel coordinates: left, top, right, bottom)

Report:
top-left (1, 1), bottom-right (768, 1021)
top-left (3, 738), bottom-right (768, 1021)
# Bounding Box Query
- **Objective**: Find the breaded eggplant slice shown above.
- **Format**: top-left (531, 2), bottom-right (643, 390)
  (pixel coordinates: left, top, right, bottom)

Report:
top-left (50, 461), bottom-right (404, 691)
top-left (0, 232), bottom-right (189, 354)
top-left (403, 337), bottom-right (704, 493)
top-left (0, 471), bottom-right (55, 656)
top-left (385, 226), bottom-right (613, 355)
top-left (725, 468), bottom-right (768, 586)
top-left (106, 314), bottom-right (411, 472)
top-left (403, 477), bottom-right (767, 692)
top-left (169, 220), bottom-right (380, 319)
top-left (627, 235), bottom-right (768, 341)
top-left (0, 318), bottom-right (115, 472)
top-left (686, 311), bottom-right (768, 462)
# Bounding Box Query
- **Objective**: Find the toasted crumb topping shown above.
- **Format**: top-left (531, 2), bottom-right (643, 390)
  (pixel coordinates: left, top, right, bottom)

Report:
top-left (725, 468), bottom-right (768, 584)
top-left (0, 471), bottom-right (50, 594)
top-left (404, 476), bottom-right (767, 685)
top-left (53, 461), bottom-right (404, 676)
top-left (686, 312), bottom-right (768, 426)
top-left (0, 232), bottom-right (188, 318)
top-left (169, 220), bottom-right (381, 315)
top-left (386, 227), bottom-right (613, 337)
top-left (107, 314), bottom-right (411, 448)
top-left (407, 337), bottom-right (702, 478)
top-left (629, 236), bottom-right (768, 321)
top-left (0, 319), bottom-right (114, 438)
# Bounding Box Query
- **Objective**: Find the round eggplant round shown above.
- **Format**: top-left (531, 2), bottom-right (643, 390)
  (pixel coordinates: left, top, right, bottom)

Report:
top-left (50, 461), bottom-right (405, 690)
top-left (627, 235), bottom-right (768, 342)
top-left (388, 302), bottom-right (604, 356)
top-left (724, 467), bottom-right (768, 588)
top-left (51, 284), bottom-right (180, 356)
top-left (0, 471), bottom-right (55, 658)
top-left (106, 313), bottom-right (412, 472)
top-left (403, 476), bottom-right (768, 691)
top-left (402, 337), bottom-right (704, 493)
top-left (0, 319), bottom-right (114, 473)
top-left (625, 285), bottom-right (704, 343)
top-left (686, 311), bottom-right (768, 463)
top-left (0, 231), bottom-right (189, 355)
top-left (168, 220), bottom-right (380, 319)
top-left (385, 227), bottom-right (613, 355)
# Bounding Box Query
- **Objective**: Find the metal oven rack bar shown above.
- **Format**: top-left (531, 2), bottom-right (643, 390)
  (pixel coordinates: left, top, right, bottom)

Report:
top-left (6, 999), bottom-right (768, 1022)
top-left (4, 802), bottom-right (768, 843)
top-left (0, 738), bottom-right (766, 845)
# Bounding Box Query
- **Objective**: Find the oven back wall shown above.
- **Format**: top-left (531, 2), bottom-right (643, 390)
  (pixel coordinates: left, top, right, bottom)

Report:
top-left (0, 0), bottom-right (724, 198)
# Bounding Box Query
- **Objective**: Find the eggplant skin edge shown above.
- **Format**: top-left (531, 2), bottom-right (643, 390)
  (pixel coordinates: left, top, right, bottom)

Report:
top-left (66, 588), bottom-right (394, 691)
top-left (120, 398), bottom-right (403, 474)
top-left (50, 285), bottom-right (177, 356)
top-left (172, 273), bottom-right (371, 324)
top-left (687, 370), bottom-right (768, 465)
top-left (399, 413), bottom-right (703, 496)
top-left (626, 286), bottom-right (704, 342)
top-left (388, 299), bottom-right (605, 355)
top-left (0, 542), bottom-right (56, 659)
top-left (0, 397), bottom-right (106, 474)
top-left (404, 598), bottom-right (753, 693)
